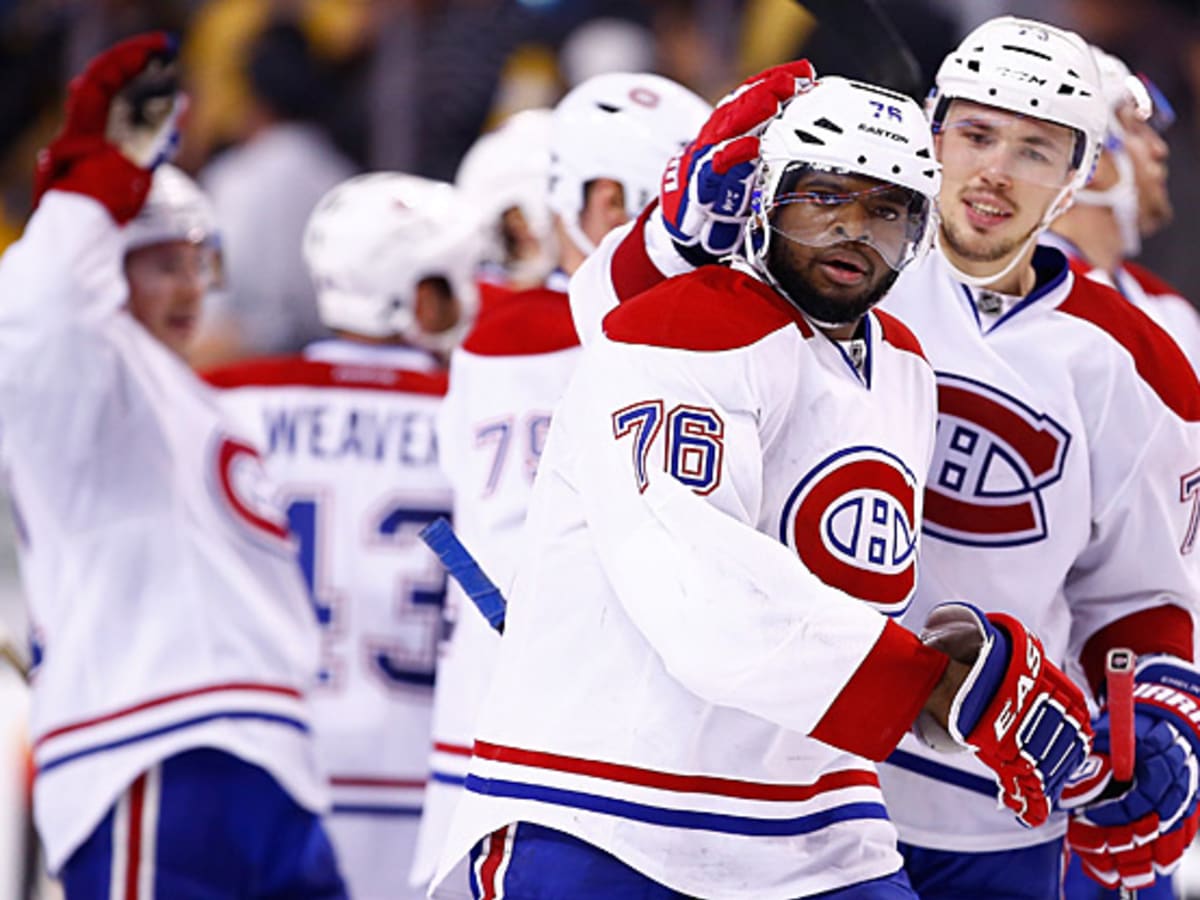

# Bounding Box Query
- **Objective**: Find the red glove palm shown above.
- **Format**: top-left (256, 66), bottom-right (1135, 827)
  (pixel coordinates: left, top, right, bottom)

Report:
top-left (660, 60), bottom-right (816, 264)
top-left (34, 32), bottom-right (178, 223)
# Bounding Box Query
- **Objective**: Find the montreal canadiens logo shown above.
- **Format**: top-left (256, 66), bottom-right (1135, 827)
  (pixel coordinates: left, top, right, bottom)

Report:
top-left (211, 435), bottom-right (291, 546)
top-left (779, 446), bottom-right (918, 612)
top-left (923, 373), bottom-right (1070, 547)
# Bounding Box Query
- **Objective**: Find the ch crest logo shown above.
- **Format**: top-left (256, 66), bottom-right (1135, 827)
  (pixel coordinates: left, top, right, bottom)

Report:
top-left (923, 374), bottom-right (1070, 547)
top-left (780, 446), bottom-right (918, 615)
top-left (212, 435), bottom-right (291, 546)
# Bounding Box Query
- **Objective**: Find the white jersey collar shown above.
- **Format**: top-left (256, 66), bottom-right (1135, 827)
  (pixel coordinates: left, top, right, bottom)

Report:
top-left (303, 339), bottom-right (441, 372)
top-left (951, 245), bottom-right (1073, 334)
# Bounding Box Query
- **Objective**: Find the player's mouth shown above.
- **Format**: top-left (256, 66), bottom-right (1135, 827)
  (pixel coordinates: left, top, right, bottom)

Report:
top-left (816, 248), bottom-right (872, 286)
top-left (167, 312), bottom-right (197, 336)
top-left (962, 194), bottom-right (1014, 229)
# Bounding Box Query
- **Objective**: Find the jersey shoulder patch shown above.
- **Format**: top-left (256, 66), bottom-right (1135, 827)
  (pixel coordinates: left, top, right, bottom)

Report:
top-left (1057, 274), bottom-right (1200, 422)
top-left (873, 310), bottom-right (928, 363)
top-left (203, 356), bottom-right (448, 396)
top-left (461, 286), bottom-right (580, 357)
top-left (602, 265), bottom-right (813, 351)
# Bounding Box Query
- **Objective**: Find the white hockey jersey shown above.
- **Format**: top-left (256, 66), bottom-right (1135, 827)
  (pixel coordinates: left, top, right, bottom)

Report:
top-left (411, 274), bottom-right (581, 885)
top-left (432, 244), bottom-right (955, 899)
top-left (210, 340), bottom-right (452, 900)
top-left (0, 192), bottom-right (325, 872)
top-left (877, 246), bottom-right (1200, 852)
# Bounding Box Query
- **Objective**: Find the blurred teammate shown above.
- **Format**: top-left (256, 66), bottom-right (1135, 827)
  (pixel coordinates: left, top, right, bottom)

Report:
top-left (429, 70), bottom-right (1094, 900)
top-left (865, 18), bottom-right (1200, 899)
top-left (410, 72), bottom-right (711, 894)
top-left (1046, 46), bottom-right (1200, 368)
top-left (0, 34), bottom-right (345, 897)
top-left (209, 172), bottom-right (480, 900)
top-left (123, 163), bottom-right (221, 360)
top-left (453, 109), bottom-right (555, 292)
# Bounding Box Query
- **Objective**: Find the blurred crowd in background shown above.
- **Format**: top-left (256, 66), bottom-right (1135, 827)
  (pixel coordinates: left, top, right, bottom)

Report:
top-left (0, 0), bottom-right (1198, 364)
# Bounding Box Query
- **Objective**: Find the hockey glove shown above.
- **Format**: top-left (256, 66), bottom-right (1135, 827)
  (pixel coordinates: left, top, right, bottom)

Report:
top-left (1062, 655), bottom-right (1200, 891)
top-left (660, 60), bottom-right (815, 266)
top-left (34, 31), bottom-right (182, 223)
top-left (914, 602), bottom-right (1092, 829)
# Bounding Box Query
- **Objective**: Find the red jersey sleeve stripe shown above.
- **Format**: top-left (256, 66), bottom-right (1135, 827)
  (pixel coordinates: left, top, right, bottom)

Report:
top-left (1080, 605), bottom-right (1195, 698)
top-left (1058, 278), bottom-right (1200, 422)
top-left (810, 619), bottom-right (948, 761)
top-left (611, 204), bottom-right (666, 304)
top-left (874, 310), bottom-right (929, 363)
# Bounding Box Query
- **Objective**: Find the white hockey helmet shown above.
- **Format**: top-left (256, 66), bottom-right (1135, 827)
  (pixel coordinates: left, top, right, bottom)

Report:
top-left (123, 164), bottom-right (218, 253)
top-left (455, 108), bottom-right (555, 280)
top-left (548, 71), bottom-right (711, 254)
top-left (929, 16), bottom-right (1107, 193)
top-left (746, 76), bottom-right (941, 279)
top-left (303, 172), bottom-right (483, 343)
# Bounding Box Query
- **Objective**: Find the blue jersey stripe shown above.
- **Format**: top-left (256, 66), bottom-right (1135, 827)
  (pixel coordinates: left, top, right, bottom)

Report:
top-left (465, 774), bottom-right (889, 836)
top-left (331, 803), bottom-right (423, 817)
top-left (38, 711), bottom-right (309, 773)
top-left (432, 771), bottom-right (467, 787)
top-left (883, 749), bottom-right (996, 798)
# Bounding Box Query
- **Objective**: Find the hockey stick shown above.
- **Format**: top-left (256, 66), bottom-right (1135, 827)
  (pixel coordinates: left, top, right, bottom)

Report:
top-left (419, 518), bottom-right (507, 634)
top-left (0, 642), bottom-right (27, 684)
top-left (790, 0), bottom-right (926, 99)
top-left (1106, 648), bottom-right (1137, 900)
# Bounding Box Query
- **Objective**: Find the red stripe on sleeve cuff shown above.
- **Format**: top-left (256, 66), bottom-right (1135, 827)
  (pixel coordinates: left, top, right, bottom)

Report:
top-left (810, 619), bottom-right (949, 761)
top-left (1081, 605), bottom-right (1195, 698)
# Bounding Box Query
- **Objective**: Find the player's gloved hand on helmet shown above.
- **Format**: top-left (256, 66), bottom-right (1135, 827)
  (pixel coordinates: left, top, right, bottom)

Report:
top-left (660, 60), bottom-right (816, 266)
top-left (1060, 655), bottom-right (1200, 892)
top-left (913, 602), bottom-right (1092, 829)
top-left (34, 31), bottom-right (182, 223)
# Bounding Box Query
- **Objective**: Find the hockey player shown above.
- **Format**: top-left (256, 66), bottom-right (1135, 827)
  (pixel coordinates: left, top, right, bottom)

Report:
top-left (122, 163), bottom-right (220, 360)
top-left (429, 72), bottom-right (1095, 900)
top-left (1045, 47), bottom-right (1200, 369)
top-left (410, 71), bottom-right (711, 894)
top-left (208, 172), bottom-right (479, 900)
top-left (0, 35), bottom-right (346, 896)
top-left (861, 18), bottom-right (1200, 899)
top-left (453, 109), bottom-right (556, 293)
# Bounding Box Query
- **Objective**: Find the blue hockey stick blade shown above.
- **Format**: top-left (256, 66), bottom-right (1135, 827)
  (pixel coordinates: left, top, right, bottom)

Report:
top-left (419, 517), bottom-right (507, 633)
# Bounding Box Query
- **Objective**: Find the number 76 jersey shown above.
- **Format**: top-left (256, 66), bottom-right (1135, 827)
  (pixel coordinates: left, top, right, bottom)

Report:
top-left (207, 340), bottom-right (452, 871)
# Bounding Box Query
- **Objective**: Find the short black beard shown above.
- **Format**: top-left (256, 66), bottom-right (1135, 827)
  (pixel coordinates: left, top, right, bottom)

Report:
top-left (767, 239), bottom-right (898, 326)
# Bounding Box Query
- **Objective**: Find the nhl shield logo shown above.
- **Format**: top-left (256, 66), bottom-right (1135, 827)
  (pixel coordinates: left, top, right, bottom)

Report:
top-left (923, 373), bottom-right (1071, 547)
top-left (780, 445), bottom-right (919, 615)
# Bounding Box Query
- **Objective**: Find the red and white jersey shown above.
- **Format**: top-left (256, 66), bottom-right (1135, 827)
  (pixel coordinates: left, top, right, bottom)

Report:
top-left (209, 340), bottom-right (451, 900)
top-left (412, 273), bottom-right (581, 886)
top-left (877, 246), bottom-right (1200, 852)
top-left (432, 231), bottom-right (951, 899)
top-left (1044, 234), bottom-right (1200, 371)
top-left (0, 192), bottom-right (325, 872)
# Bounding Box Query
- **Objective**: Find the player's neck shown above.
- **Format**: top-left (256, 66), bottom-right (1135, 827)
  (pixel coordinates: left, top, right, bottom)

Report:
top-left (941, 238), bottom-right (1038, 297)
top-left (1048, 206), bottom-right (1124, 277)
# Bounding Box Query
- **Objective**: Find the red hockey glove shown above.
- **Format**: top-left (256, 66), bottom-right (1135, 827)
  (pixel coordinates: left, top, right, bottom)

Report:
top-left (660, 60), bottom-right (815, 265)
top-left (915, 602), bottom-right (1093, 829)
top-left (33, 32), bottom-right (181, 223)
top-left (1062, 655), bottom-right (1200, 891)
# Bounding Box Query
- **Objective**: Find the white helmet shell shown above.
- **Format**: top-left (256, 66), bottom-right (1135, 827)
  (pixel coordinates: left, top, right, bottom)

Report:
top-left (747, 76), bottom-right (941, 274)
top-left (303, 173), bottom-right (483, 341)
top-left (930, 16), bottom-right (1106, 191)
top-left (455, 108), bottom-right (554, 275)
top-left (548, 72), bottom-right (710, 252)
top-left (123, 164), bottom-right (217, 252)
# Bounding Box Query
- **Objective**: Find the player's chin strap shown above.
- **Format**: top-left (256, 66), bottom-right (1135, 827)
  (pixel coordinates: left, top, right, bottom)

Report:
top-left (1075, 149), bottom-right (1141, 258)
top-left (936, 181), bottom-right (1074, 291)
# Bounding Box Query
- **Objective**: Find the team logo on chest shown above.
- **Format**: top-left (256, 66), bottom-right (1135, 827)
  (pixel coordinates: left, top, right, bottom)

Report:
top-left (211, 434), bottom-right (292, 548)
top-left (779, 446), bottom-right (918, 613)
top-left (923, 373), bottom-right (1070, 547)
